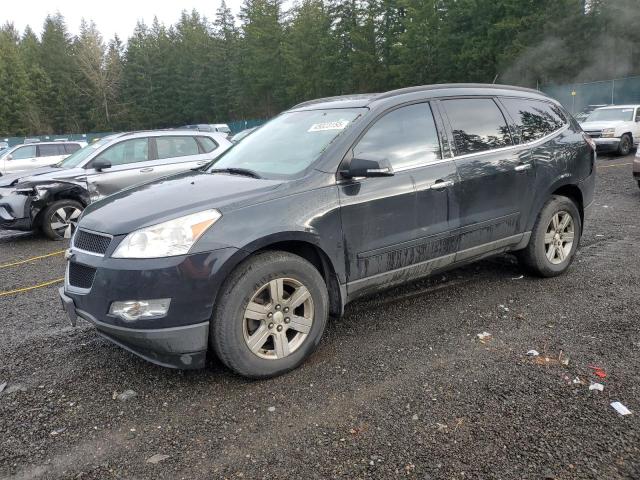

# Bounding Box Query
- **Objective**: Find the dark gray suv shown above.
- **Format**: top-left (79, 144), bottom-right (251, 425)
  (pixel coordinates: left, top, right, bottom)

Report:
top-left (59, 84), bottom-right (596, 378)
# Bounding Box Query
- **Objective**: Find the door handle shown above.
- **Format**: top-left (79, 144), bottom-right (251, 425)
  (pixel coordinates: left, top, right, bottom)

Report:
top-left (139, 167), bottom-right (154, 173)
top-left (429, 180), bottom-right (454, 190)
top-left (515, 163), bottom-right (532, 172)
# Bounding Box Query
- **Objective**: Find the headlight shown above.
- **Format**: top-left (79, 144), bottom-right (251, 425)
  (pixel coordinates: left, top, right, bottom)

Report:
top-left (601, 128), bottom-right (616, 138)
top-left (112, 209), bottom-right (221, 258)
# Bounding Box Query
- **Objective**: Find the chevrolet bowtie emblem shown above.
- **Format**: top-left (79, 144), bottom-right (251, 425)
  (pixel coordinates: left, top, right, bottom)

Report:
top-left (64, 249), bottom-right (74, 261)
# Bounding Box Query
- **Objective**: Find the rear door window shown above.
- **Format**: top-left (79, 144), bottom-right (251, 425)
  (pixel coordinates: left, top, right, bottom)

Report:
top-left (442, 98), bottom-right (513, 155)
top-left (500, 98), bottom-right (567, 143)
top-left (93, 138), bottom-right (149, 166)
top-left (155, 136), bottom-right (200, 160)
top-left (38, 144), bottom-right (64, 157)
top-left (354, 103), bottom-right (442, 170)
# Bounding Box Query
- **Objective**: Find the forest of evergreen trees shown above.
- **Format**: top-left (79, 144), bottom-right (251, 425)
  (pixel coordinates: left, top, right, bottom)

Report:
top-left (0, 0), bottom-right (638, 136)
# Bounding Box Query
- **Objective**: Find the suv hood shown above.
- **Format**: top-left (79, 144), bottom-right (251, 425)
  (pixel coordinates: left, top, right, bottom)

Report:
top-left (0, 166), bottom-right (85, 188)
top-left (580, 120), bottom-right (626, 130)
top-left (79, 170), bottom-right (283, 235)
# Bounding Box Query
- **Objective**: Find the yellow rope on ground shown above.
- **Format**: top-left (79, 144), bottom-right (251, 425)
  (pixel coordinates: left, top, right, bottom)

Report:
top-left (0, 250), bottom-right (65, 269)
top-left (0, 278), bottom-right (65, 297)
top-left (598, 162), bottom-right (632, 169)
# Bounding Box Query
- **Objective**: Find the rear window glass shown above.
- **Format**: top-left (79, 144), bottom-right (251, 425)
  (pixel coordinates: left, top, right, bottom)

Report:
top-left (442, 98), bottom-right (513, 155)
top-left (501, 98), bottom-right (567, 143)
top-left (155, 136), bottom-right (200, 159)
top-left (39, 144), bottom-right (63, 157)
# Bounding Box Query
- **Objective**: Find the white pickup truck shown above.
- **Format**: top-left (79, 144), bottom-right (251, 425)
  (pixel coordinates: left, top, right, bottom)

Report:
top-left (579, 105), bottom-right (640, 156)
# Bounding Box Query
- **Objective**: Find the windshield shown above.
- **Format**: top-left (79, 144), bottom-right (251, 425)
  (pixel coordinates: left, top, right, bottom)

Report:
top-left (57, 137), bottom-right (113, 168)
top-left (586, 108), bottom-right (635, 122)
top-left (208, 109), bottom-right (364, 179)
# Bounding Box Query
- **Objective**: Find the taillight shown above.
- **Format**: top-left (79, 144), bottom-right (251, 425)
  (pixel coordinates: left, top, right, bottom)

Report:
top-left (583, 132), bottom-right (596, 151)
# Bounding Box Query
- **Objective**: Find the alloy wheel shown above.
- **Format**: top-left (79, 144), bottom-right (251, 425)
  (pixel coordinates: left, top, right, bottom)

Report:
top-left (243, 277), bottom-right (314, 360)
top-left (544, 210), bottom-right (574, 265)
top-left (50, 207), bottom-right (82, 239)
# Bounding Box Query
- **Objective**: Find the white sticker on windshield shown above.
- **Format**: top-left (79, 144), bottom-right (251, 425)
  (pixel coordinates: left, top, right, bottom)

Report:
top-left (308, 119), bottom-right (350, 132)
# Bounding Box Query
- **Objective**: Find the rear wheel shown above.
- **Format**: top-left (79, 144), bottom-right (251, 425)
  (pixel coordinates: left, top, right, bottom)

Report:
top-left (617, 133), bottom-right (632, 156)
top-left (211, 251), bottom-right (329, 378)
top-left (518, 195), bottom-right (581, 277)
top-left (41, 199), bottom-right (83, 240)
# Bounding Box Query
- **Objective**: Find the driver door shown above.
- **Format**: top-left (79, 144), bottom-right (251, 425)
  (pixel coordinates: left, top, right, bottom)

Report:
top-left (4, 145), bottom-right (38, 174)
top-left (339, 102), bottom-right (457, 297)
top-left (85, 137), bottom-right (157, 200)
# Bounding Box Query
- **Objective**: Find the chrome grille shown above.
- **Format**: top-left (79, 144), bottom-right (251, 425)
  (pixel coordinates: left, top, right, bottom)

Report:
top-left (68, 262), bottom-right (97, 290)
top-left (73, 229), bottom-right (111, 255)
top-left (585, 130), bottom-right (602, 138)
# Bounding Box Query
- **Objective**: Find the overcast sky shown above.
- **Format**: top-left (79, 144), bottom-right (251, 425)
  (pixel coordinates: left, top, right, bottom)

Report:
top-left (1, 0), bottom-right (247, 41)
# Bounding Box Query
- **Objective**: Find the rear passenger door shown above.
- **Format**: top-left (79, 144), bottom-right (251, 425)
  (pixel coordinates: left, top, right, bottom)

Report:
top-left (36, 144), bottom-right (66, 168)
top-left (439, 97), bottom-right (532, 259)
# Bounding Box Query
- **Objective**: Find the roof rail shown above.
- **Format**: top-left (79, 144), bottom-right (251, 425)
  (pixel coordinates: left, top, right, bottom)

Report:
top-left (374, 83), bottom-right (544, 101)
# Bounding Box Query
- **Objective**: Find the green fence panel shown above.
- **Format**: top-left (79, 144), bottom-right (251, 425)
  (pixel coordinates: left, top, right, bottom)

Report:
top-left (541, 76), bottom-right (640, 115)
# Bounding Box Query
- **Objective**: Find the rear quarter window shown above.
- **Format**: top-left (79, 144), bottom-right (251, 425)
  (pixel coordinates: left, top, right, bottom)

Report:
top-left (196, 136), bottom-right (218, 153)
top-left (65, 143), bottom-right (82, 154)
top-left (500, 98), bottom-right (567, 143)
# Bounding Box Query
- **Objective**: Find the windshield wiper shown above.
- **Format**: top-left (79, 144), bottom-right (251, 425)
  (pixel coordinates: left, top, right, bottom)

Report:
top-left (209, 167), bottom-right (262, 179)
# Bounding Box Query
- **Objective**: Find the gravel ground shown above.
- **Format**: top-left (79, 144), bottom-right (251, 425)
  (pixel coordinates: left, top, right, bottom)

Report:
top-left (1, 154), bottom-right (639, 480)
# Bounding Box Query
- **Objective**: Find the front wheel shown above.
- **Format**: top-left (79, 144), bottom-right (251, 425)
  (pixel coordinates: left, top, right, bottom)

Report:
top-left (211, 251), bottom-right (329, 379)
top-left (41, 199), bottom-right (83, 240)
top-left (618, 134), bottom-right (632, 156)
top-left (518, 195), bottom-right (581, 277)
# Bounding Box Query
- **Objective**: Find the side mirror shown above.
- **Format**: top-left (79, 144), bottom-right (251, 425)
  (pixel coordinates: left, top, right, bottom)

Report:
top-left (92, 159), bottom-right (112, 172)
top-left (341, 156), bottom-right (394, 179)
top-left (6, 154), bottom-right (12, 161)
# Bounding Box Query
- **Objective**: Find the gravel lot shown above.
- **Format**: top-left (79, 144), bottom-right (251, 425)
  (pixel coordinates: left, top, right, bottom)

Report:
top-left (1, 154), bottom-right (639, 480)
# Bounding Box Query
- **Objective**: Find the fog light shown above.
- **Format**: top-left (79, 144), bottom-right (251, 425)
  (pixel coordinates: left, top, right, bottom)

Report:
top-left (109, 299), bottom-right (171, 321)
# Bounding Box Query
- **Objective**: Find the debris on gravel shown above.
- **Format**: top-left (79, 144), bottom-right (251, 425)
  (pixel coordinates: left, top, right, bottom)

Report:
top-left (113, 389), bottom-right (138, 401)
top-left (146, 454), bottom-right (170, 464)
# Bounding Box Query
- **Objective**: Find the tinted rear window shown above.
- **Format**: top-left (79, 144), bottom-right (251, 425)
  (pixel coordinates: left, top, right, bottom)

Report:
top-left (501, 98), bottom-right (567, 143)
top-left (442, 98), bottom-right (513, 155)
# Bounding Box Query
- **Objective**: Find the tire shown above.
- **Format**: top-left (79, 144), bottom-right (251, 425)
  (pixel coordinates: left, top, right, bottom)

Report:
top-left (518, 195), bottom-right (581, 277)
top-left (617, 133), bottom-right (632, 156)
top-left (211, 251), bottom-right (329, 379)
top-left (41, 199), bottom-right (83, 240)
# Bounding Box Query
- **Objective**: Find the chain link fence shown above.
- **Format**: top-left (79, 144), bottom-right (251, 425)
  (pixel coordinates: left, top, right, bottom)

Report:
top-left (541, 76), bottom-right (640, 115)
top-left (1, 119), bottom-right (267, 148)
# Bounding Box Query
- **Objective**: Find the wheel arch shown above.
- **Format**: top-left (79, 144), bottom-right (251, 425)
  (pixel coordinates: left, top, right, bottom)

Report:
top-left (552, 184), bottom-right (584, 229)
top-left (30, 182), bottom-right (90, 227)
top-left (241, 234), bottom-right (345, 318)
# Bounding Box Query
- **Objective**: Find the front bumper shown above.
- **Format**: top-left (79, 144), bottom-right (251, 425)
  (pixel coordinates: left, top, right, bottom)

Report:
top-left (60, 288), bottom-right (208, 368)
top-left (61, 244), bottom-right (242, 369)
top-left (633, 155), bottom-right (640, 179)
top-left (593, 137), bottom-right (621, 151)
top-left (0, 191), bottom-right (33, 231)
